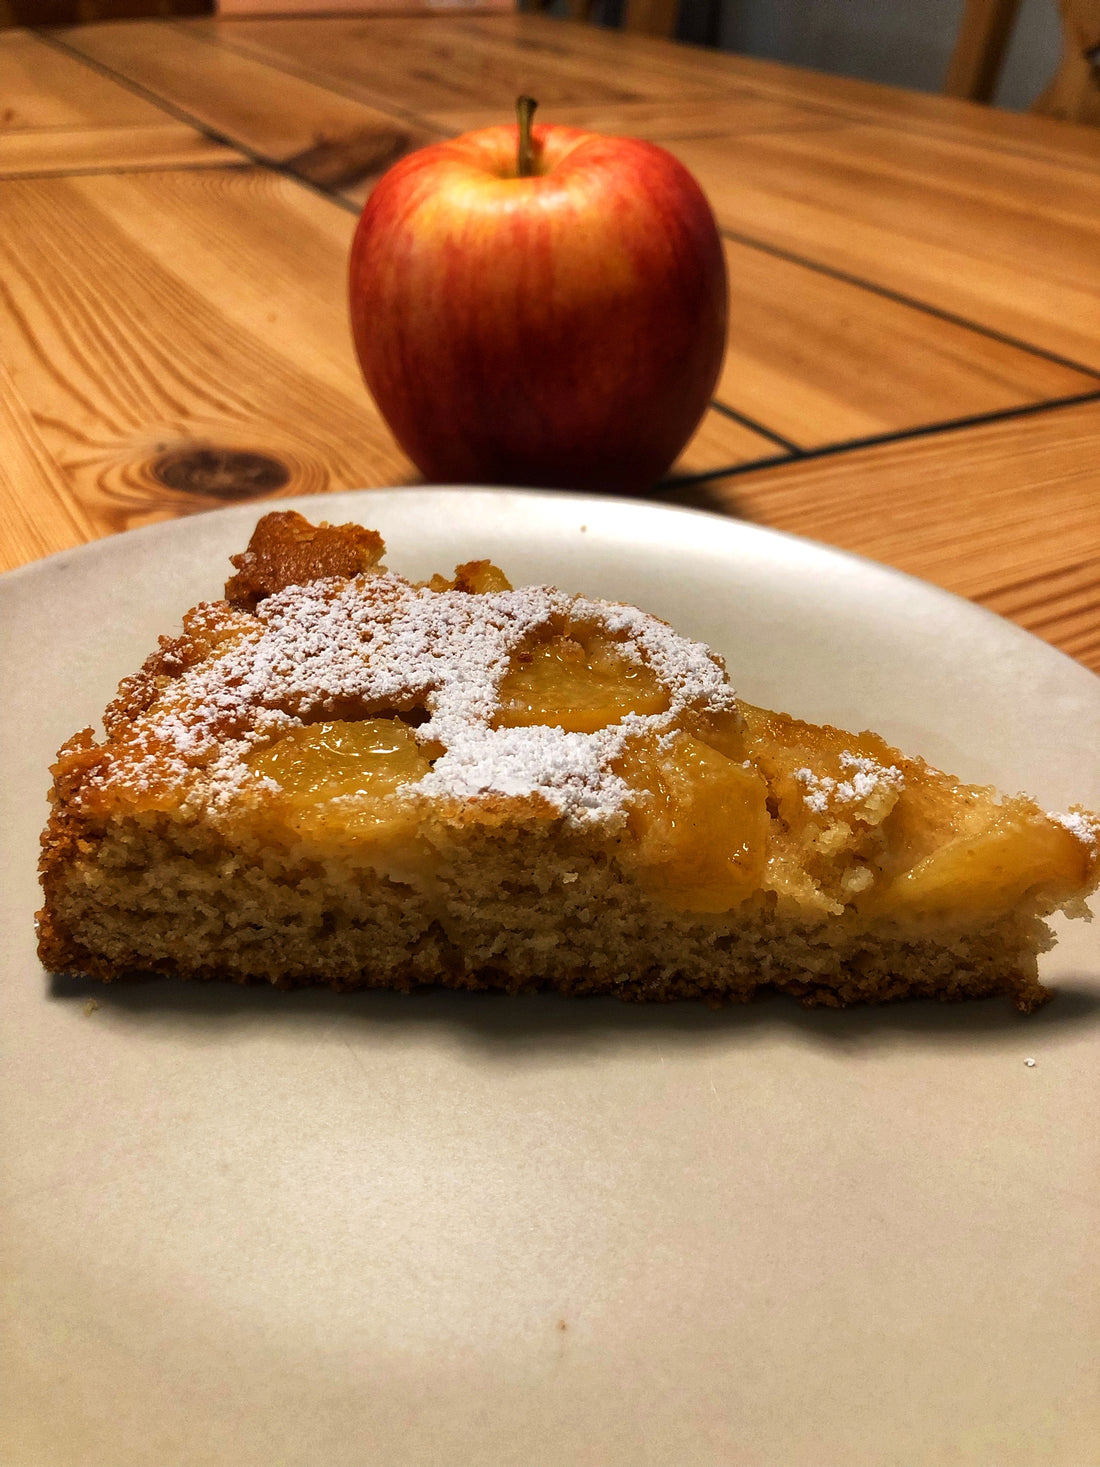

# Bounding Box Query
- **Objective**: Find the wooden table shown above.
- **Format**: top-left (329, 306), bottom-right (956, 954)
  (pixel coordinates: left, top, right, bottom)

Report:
top-left (3, 14), bottom-right (1099, 668)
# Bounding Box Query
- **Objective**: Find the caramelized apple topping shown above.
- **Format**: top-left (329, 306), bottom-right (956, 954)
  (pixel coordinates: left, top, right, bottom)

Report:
top-left (680, 705), bottom-right (749, 762)
top-left (247, 719), bottom-right (431, 801)
top-left (425, 560), bottom-right (513, 594)
top-left (495, 632), bottom-right (670, 734)
top-left (867, 804), bottom-right (1093, 924)
top-left (738, 701), bottom-right (1092, 925)
top-left (614, 731), bottom-right (768, 913)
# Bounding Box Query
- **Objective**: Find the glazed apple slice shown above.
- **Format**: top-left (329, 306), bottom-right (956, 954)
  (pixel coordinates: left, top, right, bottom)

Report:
top-left (495, 633), bottom-right (669, 734)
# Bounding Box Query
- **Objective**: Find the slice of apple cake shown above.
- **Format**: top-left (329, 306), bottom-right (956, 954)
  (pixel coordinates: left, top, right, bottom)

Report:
top-left (38, 511), bottom-right (1098, 1010)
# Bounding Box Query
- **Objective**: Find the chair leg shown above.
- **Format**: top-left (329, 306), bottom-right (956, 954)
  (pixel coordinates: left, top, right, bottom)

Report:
top-left (622, 0), bottom-right (677, 37)
top-left (944, 0), bottom-right (1022, 102)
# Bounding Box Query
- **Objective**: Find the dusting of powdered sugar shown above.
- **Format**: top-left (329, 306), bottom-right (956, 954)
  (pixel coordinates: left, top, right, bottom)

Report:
top-left (107, 571), bottom-right (739, 828)
top-left (794, 751), bottom-right (905, 815)
top-left (416, 722), bottom-right (635, 817)
top-left (1049, 810), bottom-right (1099, 847)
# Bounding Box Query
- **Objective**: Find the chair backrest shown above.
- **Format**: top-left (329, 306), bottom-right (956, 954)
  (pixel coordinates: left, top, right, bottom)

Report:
top-left (945, 0), bottom-right (1100, 124)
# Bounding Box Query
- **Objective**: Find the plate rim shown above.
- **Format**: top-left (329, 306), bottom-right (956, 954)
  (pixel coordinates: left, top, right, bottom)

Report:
top-left (1, 484), bottom-right (1096, 693)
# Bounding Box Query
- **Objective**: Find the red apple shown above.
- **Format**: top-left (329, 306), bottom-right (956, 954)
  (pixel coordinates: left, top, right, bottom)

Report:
top-left (349, 101), bottom-right (727, 493)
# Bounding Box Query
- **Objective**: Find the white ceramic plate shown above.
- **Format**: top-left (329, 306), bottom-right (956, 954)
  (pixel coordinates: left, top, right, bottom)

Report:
top-left (2, 488), bottom-right (1098, 1467)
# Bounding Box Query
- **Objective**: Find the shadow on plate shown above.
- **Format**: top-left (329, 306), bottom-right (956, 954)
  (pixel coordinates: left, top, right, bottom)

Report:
top-left (47, 969), bottom-right (1100, 1059)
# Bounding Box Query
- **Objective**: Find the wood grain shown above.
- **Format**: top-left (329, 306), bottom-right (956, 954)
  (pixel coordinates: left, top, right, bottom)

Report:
top-left (180, 12), bottom-right (1100, 171)
top-left (332, 92), bottom-right (842, 206)
top-left (731, 52), bottom-right (1100, 168)
top-left (667, 124), bottom-right (1100, 371)
top-left (55, 21), bottom-right (445, 188)
top-left (667, 399), bottom-right (1100, 669)
top-left (185, 13), bottom-right (730, 113)
top-left (405, 14), bottom-right (1100, 166)
top-left (0, 124), bottom-right (245, 177)
top-left (420, 92), bottom-right (847, 141)
top-left (715, 239), bottom-right (1096, 448)
top-left (0, 30), bottom-right (174, 130)
top-left (0, 362), bottom-right (98, 572)
top-left (980, 555), bottom-right (1100, 671)
top-left (449, 15), bottom-right (1100, 168)
top-left (0, 167), bottom-right (416, 564)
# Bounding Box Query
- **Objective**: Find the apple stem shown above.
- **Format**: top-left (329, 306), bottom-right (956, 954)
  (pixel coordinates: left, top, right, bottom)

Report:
top-left (516, 95), bottom-right (538, 178)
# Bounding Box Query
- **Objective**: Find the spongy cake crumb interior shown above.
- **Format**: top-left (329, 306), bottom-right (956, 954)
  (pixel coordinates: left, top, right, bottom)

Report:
top-left (37, 511), bottom-right (1099, 1011)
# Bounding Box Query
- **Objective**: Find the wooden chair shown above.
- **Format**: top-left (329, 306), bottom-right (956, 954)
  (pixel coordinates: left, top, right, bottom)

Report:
top-left (945, 0), bottom-right (1100, 124)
